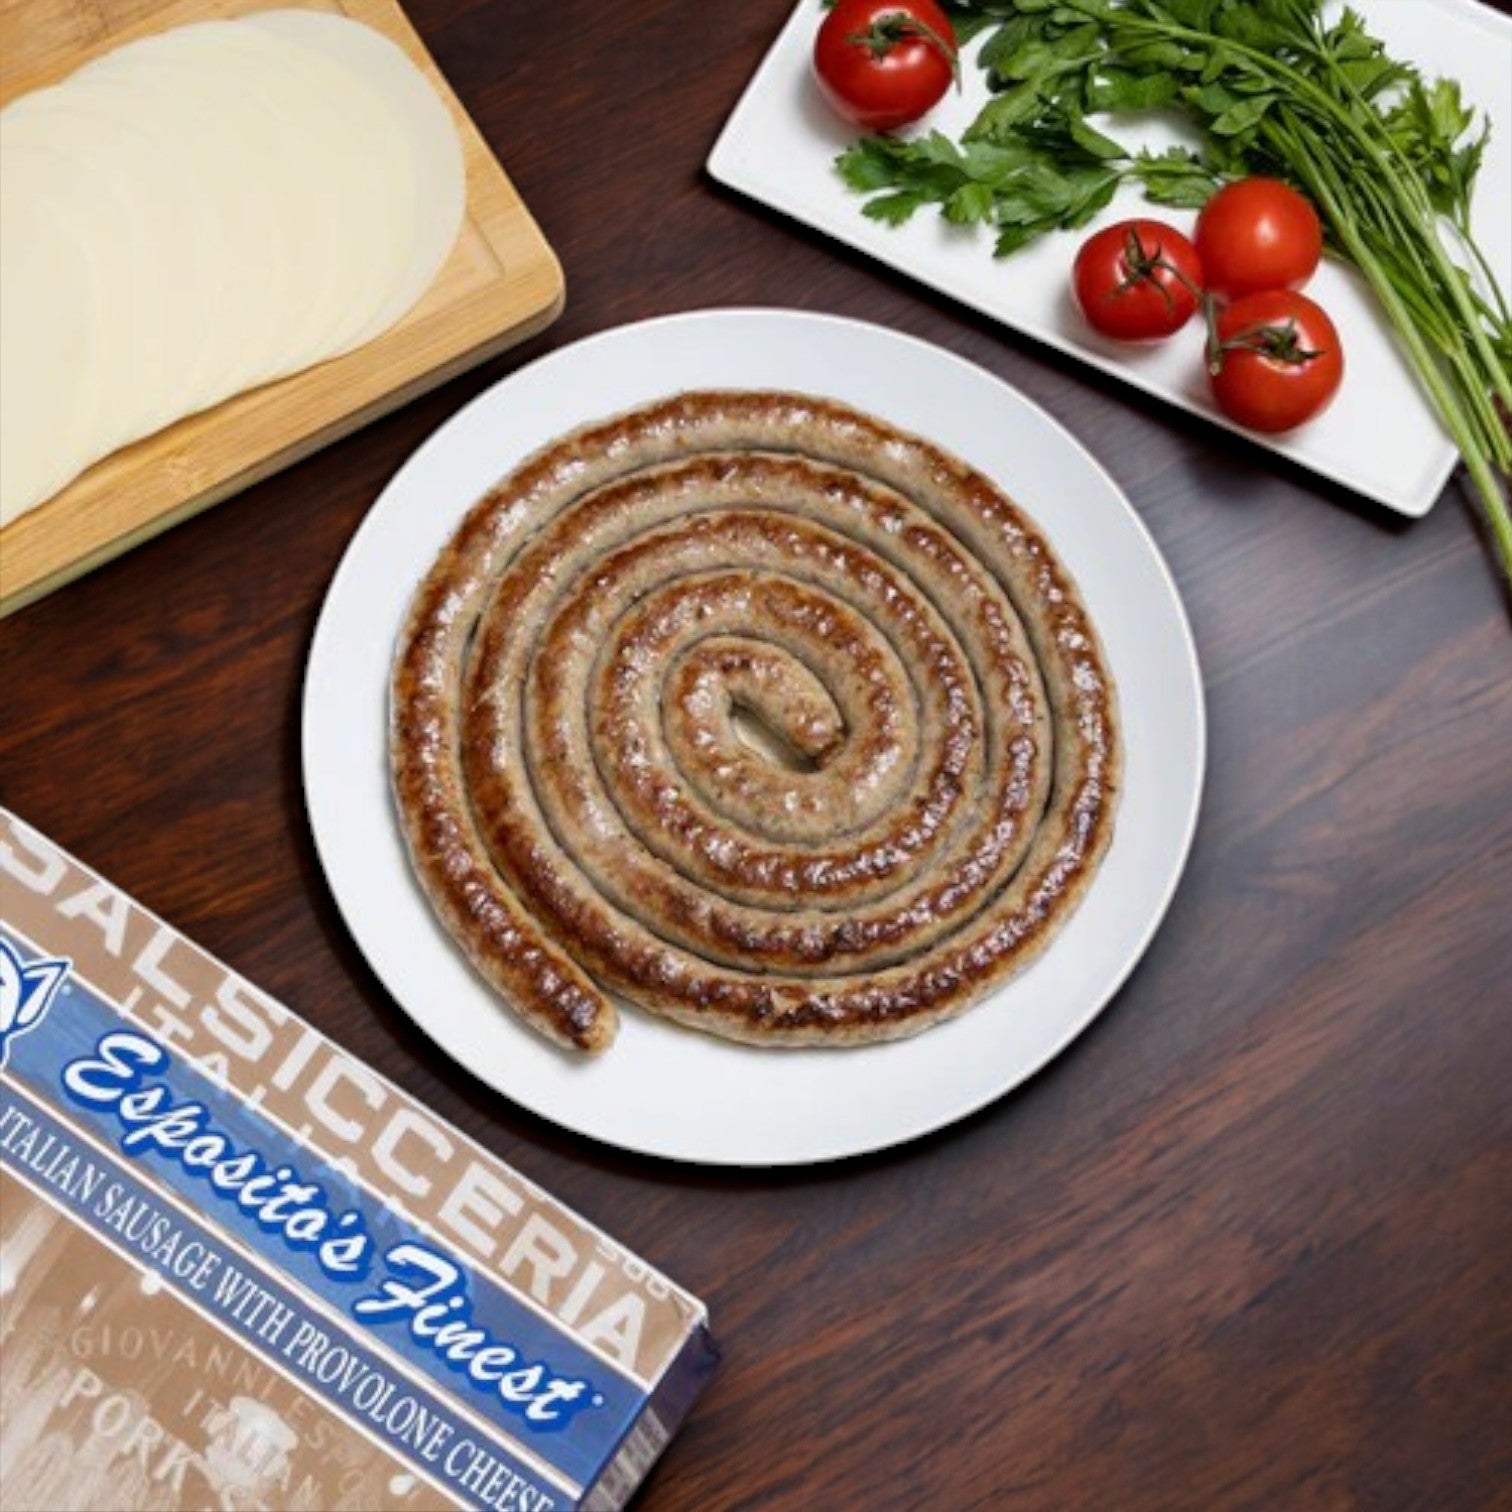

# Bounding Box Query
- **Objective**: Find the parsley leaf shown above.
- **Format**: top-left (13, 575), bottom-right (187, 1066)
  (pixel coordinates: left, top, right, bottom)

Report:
top-left (825, 0), bottom-right (1512, 579)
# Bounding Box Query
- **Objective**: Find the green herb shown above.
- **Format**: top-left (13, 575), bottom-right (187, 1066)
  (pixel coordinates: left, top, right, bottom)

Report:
top-left (835, 0), bottom-right (1512, 583)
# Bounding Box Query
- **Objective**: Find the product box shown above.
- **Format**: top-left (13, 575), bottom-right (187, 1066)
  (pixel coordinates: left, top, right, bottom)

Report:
top-left (0, 808), bottom-right (717, 1510)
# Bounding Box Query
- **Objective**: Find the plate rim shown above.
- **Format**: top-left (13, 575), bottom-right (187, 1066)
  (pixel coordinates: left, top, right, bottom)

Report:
top-left (301, 306), bottom-right (1207, 1167)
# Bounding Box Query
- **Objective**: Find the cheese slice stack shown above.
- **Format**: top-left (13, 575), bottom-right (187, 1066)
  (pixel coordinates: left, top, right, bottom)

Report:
top-left (0, 11), bottom-right (466, 528)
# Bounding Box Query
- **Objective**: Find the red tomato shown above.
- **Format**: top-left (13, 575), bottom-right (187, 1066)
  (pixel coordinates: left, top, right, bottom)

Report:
top-left (1072, 219), bottom-right (1205, 342)
top-left (1196, 177), bottom-right (1323, 299)
top-left (1208, 289), bottom-right (1344, 433)
top-left (813, 0), bottom-right (958, 133)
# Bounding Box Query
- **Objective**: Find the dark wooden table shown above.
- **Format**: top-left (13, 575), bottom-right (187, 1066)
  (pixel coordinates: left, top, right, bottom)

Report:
top-left (3, 3), bottom-right (1509, 1508)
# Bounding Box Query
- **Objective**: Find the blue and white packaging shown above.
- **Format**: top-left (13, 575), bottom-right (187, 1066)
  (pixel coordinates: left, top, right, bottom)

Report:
top-left (0, 808), bottom-right (718, 1510)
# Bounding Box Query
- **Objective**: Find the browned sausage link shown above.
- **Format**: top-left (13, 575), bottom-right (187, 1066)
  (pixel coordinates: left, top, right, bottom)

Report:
top-left (468, 499), bottom-right (1039, 970)
top-left (391, 391), bottom-right (1119, 1050)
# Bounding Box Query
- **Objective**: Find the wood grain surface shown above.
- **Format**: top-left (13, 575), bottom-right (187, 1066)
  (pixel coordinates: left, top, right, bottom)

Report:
top-left (2, 3), bottom-right (1509, 1509)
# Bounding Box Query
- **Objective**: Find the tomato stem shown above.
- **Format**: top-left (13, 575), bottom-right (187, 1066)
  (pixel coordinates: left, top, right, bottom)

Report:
top-left (1207, 317), bottom-right (1324, 375)
top-left (1110, 227), bottom-right (1203, 316)
top-left (849, 13), bottom-right (961, 87)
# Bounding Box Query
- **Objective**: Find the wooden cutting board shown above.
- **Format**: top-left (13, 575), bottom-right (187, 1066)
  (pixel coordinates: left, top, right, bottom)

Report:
top-left (0, 0), bottom-right (564, 616)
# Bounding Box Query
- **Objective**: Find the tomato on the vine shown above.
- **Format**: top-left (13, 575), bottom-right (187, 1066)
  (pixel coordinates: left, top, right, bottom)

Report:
top-left (1071, 219), bottom-right (1205, 342)
top-left (1196, 177), bottom-right (1323, 300)
top-left (813, 0), bottom-right (959, 134)
top-left (1208, 289), bottom-right (1344, 433)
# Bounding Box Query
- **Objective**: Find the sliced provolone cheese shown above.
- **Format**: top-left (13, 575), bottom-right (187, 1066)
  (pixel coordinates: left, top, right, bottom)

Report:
top-left (244, 9), bottom-right (467, 352)
top-left (1, 115), bottom-right (165, 456)
top-left (0, 163), bottom-right (103, 526)
top-left (73, 21), bottom-right (357, 395)
top-left (70, 21), bottom-right (299, 399)
top-left (0, 11), bottom-right (468, 529)
top-left (3, 85), bottom-right (218, 443)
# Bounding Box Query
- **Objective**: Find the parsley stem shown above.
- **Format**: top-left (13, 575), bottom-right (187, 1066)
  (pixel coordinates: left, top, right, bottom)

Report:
top-left (838, 1), bottom-right (1512, 583)
top-left (1290, 121), bottom-right (1511, 579)
top-left (1274, 113), bottom-right (1509, 467)
top-left (1101, 2), bottom-right (1512, 577)
top-left (1277, 116), bottom-right (1509, 469)
top-left (1093, 4), bottom-right (1512, 423)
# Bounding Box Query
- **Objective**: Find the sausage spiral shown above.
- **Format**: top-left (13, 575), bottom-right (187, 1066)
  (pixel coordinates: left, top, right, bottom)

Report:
top-left (391, 391), bottom-right (1119, 1051)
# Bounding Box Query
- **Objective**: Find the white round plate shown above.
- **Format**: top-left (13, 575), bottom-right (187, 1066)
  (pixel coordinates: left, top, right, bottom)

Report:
top-left (302, 309), bottom-right (1205, 1167)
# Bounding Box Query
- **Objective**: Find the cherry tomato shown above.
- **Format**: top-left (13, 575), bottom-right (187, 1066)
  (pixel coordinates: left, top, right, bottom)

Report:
top-left (1208, 289), bottom-right (1344, 433)
top-left (813, 0), bottom-right (958, 133)
top-left (1196, 177), bottom-right (1323, 300)
top-left (1072, 219), bottom-right (1205, 342)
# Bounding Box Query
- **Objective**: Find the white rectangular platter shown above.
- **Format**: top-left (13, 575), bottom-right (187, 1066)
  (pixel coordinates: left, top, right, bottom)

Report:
top-left (708, 0), bottom-right (1512, 517)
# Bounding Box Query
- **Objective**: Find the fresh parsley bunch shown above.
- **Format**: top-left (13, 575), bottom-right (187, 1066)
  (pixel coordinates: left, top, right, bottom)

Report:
top-left (838, 0), bottom-right (1512, 582)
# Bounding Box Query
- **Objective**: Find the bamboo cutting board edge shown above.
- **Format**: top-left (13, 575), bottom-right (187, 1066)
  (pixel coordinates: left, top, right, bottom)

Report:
top-left (0, 299), bottom-right (562, 617)
top-left (0, 0), bottom-right (565, 617)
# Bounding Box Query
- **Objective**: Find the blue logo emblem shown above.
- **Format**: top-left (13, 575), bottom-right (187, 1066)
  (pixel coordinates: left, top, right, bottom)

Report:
top-left (0, 937), bottom-right (70, 1071)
